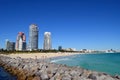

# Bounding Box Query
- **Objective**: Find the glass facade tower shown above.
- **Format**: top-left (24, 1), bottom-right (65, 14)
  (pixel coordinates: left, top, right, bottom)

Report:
top-left (29, 24), bottom-right (39, 51)
top-left (43, 32), bottom-right (52, 50)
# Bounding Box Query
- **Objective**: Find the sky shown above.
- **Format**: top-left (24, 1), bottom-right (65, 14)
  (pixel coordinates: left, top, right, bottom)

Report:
top-left (0, 0), bottom-right (120, 50)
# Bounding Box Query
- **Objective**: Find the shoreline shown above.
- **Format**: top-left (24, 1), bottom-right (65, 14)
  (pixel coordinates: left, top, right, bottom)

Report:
top-left (0, 52), bottom-right (81, 59)
top-left (0, 52), bottom-right (119, 59)
top-left (0, 53), bottom-right (120, 80)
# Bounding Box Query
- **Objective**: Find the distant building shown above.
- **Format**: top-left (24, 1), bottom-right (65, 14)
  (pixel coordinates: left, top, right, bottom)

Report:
top-left (80, 49), bottom-right (88, 53)
top-left (58, 46), bottom-right (62, 51)
top-left (6, 39), bottom-right (15, 51)
top-left (22, 42), bottom-right (26, 51)
top-left (105, 49), bottom-right (116, 53)
top-left (29, 24), bottom-right (39, 51)
top-left (16, 32), bottom-right (26, 51)
top-left (43, 32), bottom-right (52, 50)
top-left (65, 48), bottom-right (76, 51)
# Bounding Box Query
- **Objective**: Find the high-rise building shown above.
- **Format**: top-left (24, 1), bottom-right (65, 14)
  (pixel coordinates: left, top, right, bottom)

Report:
top-left (16, 32), bottom-right (26, 51)
top-left (58, 46), bottom-right (62, 51)
top-left (18, 38), bottom-right (23, 51)
top-left (22, 42), bottom-right (26, 51)
top-left (29, 24), bottom-right (39, 51)
top-left (5, 39), bottom-right (9, 50)
top-left (6, 39), bottom-right (15, 51)
top-left (43, 32), bottom-right (52, 50)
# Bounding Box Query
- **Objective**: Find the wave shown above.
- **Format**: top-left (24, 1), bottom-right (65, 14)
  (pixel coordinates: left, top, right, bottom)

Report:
top-left (51, 58), bottom-right (70, 63)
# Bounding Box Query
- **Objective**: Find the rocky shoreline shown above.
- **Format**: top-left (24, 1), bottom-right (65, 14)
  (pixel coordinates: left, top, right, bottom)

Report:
top-left (0, 56), bottom-right (120, 80)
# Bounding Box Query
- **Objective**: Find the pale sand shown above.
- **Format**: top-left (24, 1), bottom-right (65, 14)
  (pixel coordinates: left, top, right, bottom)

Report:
top-left (0, 52), bottom-right (81, 59)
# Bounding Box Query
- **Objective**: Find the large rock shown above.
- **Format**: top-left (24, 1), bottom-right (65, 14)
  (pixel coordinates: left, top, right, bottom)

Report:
top-left (32, 76), bottom-right (41, 80)
top-left (88, 73), bottom-right (97, 80)
top-left (62, 77), bottom-right (71, 80)
top-left (61, 72), bottom-right (71, 80)
top-left (53, 72), bottom-right (62, 80)
top-left (40, 70), bottom-right (49, 80)
top-left (72, 75), bottom-right (82, 80)
top-left (70, 70), bottom-right (78, 77)
top-left (115, 75), bottom-right (120, 79)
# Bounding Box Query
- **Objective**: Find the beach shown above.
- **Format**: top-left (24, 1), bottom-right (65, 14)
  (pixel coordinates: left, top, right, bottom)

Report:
top-left (0, 52), bottom-right (81, 59)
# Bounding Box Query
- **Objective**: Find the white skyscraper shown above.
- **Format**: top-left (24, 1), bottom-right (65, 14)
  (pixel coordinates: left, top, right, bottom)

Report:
top-left (43, 32), bottom-right (52, 50)
top-left (19, 38), bottom-right (23, 51)
top-left (5, 39), bottom-right (9, 50)
top-left (16, 32), bottom-right (26, 51)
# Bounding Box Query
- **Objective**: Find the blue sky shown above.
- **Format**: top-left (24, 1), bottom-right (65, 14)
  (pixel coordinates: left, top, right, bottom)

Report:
top-left (0, 0), bottom-right (120, 50)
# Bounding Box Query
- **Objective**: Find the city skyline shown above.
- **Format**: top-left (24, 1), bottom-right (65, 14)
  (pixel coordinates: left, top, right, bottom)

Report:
top-left (0, 0), bottom-right (120, 50)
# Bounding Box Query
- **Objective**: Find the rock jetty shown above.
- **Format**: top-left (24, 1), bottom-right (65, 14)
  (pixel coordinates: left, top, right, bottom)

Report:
top-left (0, 56), bottom-right (120, 80)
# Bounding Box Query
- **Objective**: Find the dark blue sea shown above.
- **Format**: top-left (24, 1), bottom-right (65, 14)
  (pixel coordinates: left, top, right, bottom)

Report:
top-left (51, 53), bottom-right (120, 76)
top-left (0, 67), bottom-right (17, 80)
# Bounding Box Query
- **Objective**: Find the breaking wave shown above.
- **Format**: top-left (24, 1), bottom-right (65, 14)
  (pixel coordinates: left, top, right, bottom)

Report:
top-left (51, 58), bottom-right (70, 63)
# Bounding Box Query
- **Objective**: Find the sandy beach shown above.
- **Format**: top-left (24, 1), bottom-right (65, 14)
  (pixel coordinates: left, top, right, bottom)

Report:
top-left (0, 52), bottom-right (81, 59)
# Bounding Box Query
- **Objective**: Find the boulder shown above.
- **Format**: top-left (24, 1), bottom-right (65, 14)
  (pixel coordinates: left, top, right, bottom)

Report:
top-left (70, 70), bottom-right (78, 77)
top-left (115, 75), bottom-right (120, 79)
top-left (40, 71), bottom-right (49, 80)
top-left (62, 77), bottom-right (71, 80)
top-left (32, 76), bottom-right (41, 80)
top-left (88, 73), bottom-right (97, 80)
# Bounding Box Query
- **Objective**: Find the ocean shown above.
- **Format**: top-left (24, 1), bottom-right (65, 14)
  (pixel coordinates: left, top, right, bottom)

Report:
top-left (0, 67), bottom-right (17, 80)
top-left (51, 53), bottom-right (120, 76)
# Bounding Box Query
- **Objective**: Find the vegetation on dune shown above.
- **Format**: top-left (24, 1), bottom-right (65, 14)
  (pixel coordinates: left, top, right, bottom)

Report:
top-left (0, 49), bottom-right (79, 54)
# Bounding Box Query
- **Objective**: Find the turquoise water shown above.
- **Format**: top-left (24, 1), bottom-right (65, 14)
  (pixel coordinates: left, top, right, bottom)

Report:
top-left (51, 53), bottom-right (120, 76)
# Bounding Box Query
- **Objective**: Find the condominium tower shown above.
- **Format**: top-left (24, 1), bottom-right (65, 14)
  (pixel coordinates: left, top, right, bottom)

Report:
top-left (43, 32), bottom-right (52, 50)
top-left (6, 39), bottom-right (15, 51)
top-left (16, 32), bottom-right (26, 51)
top-left (29, 24), bottom-right (39, 51)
